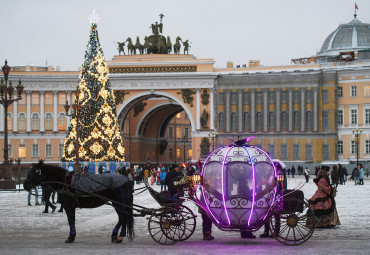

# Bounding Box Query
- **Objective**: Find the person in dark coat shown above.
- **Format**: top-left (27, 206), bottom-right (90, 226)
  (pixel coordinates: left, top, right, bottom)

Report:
top-left (41, 183), bottom-right (56, 213)
top-left (338, 163), bottom-right (344, 185)
top-left (165, 165), bottom-right (183, 198)
top-left (331, 165), bottom-right (339, 188)
top-left (291, 166), bottom-right (296, 178)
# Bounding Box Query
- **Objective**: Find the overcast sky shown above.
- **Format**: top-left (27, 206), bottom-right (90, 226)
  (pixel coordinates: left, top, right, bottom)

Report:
top-left (0, 0), bottom-right (369, 71)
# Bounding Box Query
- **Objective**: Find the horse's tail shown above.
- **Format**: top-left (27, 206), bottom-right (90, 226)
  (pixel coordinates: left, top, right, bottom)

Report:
top-left (126, 186), bottom-right (135, 241)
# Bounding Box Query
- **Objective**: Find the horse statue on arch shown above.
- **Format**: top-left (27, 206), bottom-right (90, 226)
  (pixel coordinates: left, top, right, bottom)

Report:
top-left (166, 36), bottom-right (172, 54)
top-left (23, 160), bottom-right (134, 244)
top-left (143, 36), bottom-right (150, 54)
top-left (126, 37), bottom-right (136, 55)
top-left (174, 36), bottom-right (182, 54)
top-left (135, 36), bottom-right (144, 54)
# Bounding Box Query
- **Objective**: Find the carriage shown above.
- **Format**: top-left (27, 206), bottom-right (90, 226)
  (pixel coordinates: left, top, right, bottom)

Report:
top-left (23, 137), bottom-right (315, 246)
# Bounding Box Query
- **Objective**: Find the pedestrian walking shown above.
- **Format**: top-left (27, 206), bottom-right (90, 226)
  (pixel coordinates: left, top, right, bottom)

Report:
top-left (331, 165), bottom-right (339, 188)
top-left (359, 164), bottom-right (365, 185)
top-left (366, 168), bottom-right (369, 178)
top-left (291, 166), bottom-right (296, 178)
top-left (352, 166), bottom-right (360, 185)
top-left (41, 183), bottom-right (56, 213)
top-left (304, 167), bottom-right (310, 183)
top-left (27, 186), bottom-right (41, 206)
top-left (159, 168), bottom-right (167, 191)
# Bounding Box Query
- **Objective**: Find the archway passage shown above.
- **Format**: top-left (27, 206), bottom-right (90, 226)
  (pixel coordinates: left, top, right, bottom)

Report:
top-left (117, 93), bottom-right (193, 166)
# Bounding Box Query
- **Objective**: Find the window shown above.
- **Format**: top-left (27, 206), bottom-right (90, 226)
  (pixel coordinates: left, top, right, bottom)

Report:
top-left (58, 93), bottom-right (66, 104)
top-left (244, 112), bottom-right (249, 130)
top-left (269, 112), bottom-right (275, 130)
top-left (294, 90), bottom-right (300, 103)
top-left (32, 144), bottom-right (39, 158)
top-left (365, 85), bottom-right (370, 96)
top-left (45, 93), bottom-right (52, 105)
top-left (351, 85), bottom-right (357, 97)
top-left (256, 112), bottom-right (263, 129)
top-left (231, 92), bottom-right (237, 105)
top-left (8, 144), bottom-right (12, 157)
top-left (168, 127), bottom-right (173, 139)
top-left (337, 141), bottom-right (343, 155)
top-left (256, 92), bottom-right (263, 104)
top-left (31, 113), bottom-right (39, 130)
top-left (268, 144), bottom-right (275, 158)
top-left (281, 91), bottom-right (288, 103)
top-left (322, 90), bottom-right (329, 103)
top-left (322, 110), bottom-right (329, 129)
top-left (19, 113), bottom-right (26, 130)
top-left (281, 111), bottom-right (287, 129)
top-left (281, 144), bottom-right (288, 160)
top-left (45, 113), bottom-right (53, 130)
top-left (306, 111), bottom-right (312, 129)
top-left (269, 91), bottom-right (275, 103)
top-left (256, 144), bottom-right (263, 149)
top-left (243, 91), bottom-right (250, 104)
top-left (322, 144), bottom-right (330, 160)
top-left (337, 110), bottom-right (343, 125)
top-left (59, 144), bottom-right (64, 158)
top-left (184, 127), bottom-right (189, 138)
top-left (219, 112), bottom-right (225, 130)
top-left (31, 93), bottom-right (39, 105)
top-left (218, 92), bottom-right (224, 104)
top-left (7, 113), bottom-right (12, 131)
top-left (176, 127), bottom-right (181, 138)
top-left (46, 144), bottom-right (52, 157)
top-left (305, 144), bottom-right (312, 160)
top-left (294, 111), bottom-right (300, 130)
top-left (169, 148), bottom-right (173, 160)
top-left (351, 140), bottom-right (356, 154)
top-left (365, 109), bottom-right (370, 124)
top-left (337, 86), bottom-right (343, 98)
top-left (231, 112), bottom-right (237, 130)
top-left (306, 90), bottom-right (312, 103)
top-left (176, 113), bottom-right (181, 119)
top-left (351, 109), bottom-right (357, 124)
top-left (188, 149), bottom-right (192, 158)
top-left (176, 148), bottom-right (181, 159)
top-left (19, 145), bottom-right (26, 158)
top-left (366, 140), bottom-right (370, 154)
top-left (59, 113), bottom-right (66, 130)
top-left (293, 144), bottom-right (300, 160)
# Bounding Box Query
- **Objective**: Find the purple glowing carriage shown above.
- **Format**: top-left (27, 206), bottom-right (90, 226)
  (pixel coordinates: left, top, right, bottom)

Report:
top-left (145, 137), bottom-right (315, 245)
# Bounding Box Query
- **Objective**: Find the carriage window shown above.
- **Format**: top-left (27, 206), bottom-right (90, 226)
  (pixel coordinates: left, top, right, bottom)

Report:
top-left (254, 162), bottom-right (275, 193)
top-left (203, 162), bottom-right (222, 197)
top-left (226, 162), bottom-right (253, 198)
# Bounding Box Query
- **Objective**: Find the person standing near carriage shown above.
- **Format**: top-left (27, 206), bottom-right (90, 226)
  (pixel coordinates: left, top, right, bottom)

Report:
top-left (27, 186), bottom-right (41, 206)
top-left (165, 164), bottom-right (183, 199)
top-left (41, 183), bottom-right (56, 213)
top-left (159, 168), bottom-right (167, 191)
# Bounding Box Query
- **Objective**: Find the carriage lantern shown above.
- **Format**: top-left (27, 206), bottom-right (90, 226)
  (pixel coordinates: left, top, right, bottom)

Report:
top-left (200, 137), bottom-right (277, 230)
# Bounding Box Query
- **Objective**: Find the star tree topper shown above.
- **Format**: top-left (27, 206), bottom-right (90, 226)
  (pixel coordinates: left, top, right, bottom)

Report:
top-left (88, 10), bottom-right (101, 24)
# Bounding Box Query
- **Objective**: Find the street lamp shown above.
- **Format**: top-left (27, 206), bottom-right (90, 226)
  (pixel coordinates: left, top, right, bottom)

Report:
top-left (352, 128), bottom-right (362, 167)
top-left (181, 135), bottom-right (189, 164)
top-left (64, 91), bottom-right (85, 173)
top-left (0, 60), bottom-right (24, 189)
top-left (208, 131), bottom-right (218, 151)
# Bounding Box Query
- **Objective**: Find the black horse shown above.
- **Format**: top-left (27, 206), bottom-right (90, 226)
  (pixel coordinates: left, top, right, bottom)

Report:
top-left (24, 160), bottom-right (134, 243)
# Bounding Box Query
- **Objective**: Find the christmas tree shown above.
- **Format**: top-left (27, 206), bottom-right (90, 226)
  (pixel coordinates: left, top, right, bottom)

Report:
top-left (63, 19), bottom-right (125, 162)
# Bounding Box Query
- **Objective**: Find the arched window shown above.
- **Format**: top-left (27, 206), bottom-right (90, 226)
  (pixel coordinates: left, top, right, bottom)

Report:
top-left (58, 113), bottom-right (66, 130)
top-left (294, 111), bottom-right (300, 130)
top-left (306, 111), bottom-right (312, 129)
top-left (19, 113), bottom-right (26, 130)
top-left (31, 113), bottom-right (39, 130)
top-left (269, 112), bottom-right (275, 130)
top-left (256, 112), bottom-right (263, 129)
top-left (45, 113), bottom-right (53, 130)
top-left (219, 112), bottom-right (225, 130)
top-left (7, 113), bottom-right (13, 131)
top-left (281, 111), bottom-right (287, 130)
top-left (244, 112), bottom-right (249, 130)
top-left (231, 112), bottom-right (237, 130)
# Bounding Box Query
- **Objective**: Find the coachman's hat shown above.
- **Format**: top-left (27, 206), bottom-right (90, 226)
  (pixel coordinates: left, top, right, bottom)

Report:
top-left (321, 165), bottom-right (330, 172)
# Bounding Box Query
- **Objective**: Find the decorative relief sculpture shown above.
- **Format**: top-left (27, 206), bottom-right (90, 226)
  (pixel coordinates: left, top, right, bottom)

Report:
top-left (177, 89), bottom-right (196, 107)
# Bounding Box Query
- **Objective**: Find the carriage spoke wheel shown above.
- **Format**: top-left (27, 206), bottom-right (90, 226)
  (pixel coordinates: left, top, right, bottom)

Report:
top-left (148, 208), bottom-right (185, 245)
top-left (270, 198), bottom-right (315, 246)
top-left (175, 205), bottom-right (196, 241)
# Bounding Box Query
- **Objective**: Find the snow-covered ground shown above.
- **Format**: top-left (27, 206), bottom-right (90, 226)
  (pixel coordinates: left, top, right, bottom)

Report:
top-left (0, 175), bottom-right (369, 255)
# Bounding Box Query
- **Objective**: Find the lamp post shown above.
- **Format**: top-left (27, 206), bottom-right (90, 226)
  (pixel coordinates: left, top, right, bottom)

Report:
top-left (0, 60), bottom-right (24, 189)
top-left (208, 131), bottom-right (218, 151)
top-left (64, 91), bottom-right (84, 173)
top-left (181, 135), bottom-right (189, 164)
top-left (352, 128), bottom-right (362, 167)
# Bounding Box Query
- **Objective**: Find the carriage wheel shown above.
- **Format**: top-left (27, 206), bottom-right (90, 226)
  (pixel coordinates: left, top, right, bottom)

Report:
top-left (148, 208), bottom-right (185, 245)
top-left (270, 198), bottom-right (315, 246)
top-left (176, 205), bottom-right (196, 241)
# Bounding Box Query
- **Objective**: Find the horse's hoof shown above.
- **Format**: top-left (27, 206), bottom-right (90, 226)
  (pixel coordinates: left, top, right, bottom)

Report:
top-left (65, 238), bottom-right (75, 243)
top-left (114, 236), bottom-right (123, 243)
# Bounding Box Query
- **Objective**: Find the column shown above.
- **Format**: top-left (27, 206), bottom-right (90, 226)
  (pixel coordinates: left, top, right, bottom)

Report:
top-left (0, 104), bottom-right (4, 132)
top-left (275, 88), bottom-right (281, 132)
top-left (67, 91), bottom-right (71, 127)
top-left (209, 88), bottom-right (215, 130)
top-left (225, 89), bottom-right (231, 133)
top-left (40, 91), bottom-right (45, 133)
top-left (288, 88), bottom-right (293, 132)
top-left (251, 89), bottom-right (256, 133)
top-left (26, 90), bottom-right (31, 133)
top-left (53, 91), bottom-right (58, 133)
top-left (238, 89), bottom-right (243, 133)
top-left (13, 91), bottom-right (18, 132)
top-left (263, 89), bottom-right (268, 132)
top-left (300, 89), bottom-right (305, 132)
top-left (313, 87), bottom-right (318, 132)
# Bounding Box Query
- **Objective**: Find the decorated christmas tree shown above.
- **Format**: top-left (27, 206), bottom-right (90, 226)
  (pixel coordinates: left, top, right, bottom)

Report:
top-left (63, 16), bottom-right (125, 162)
